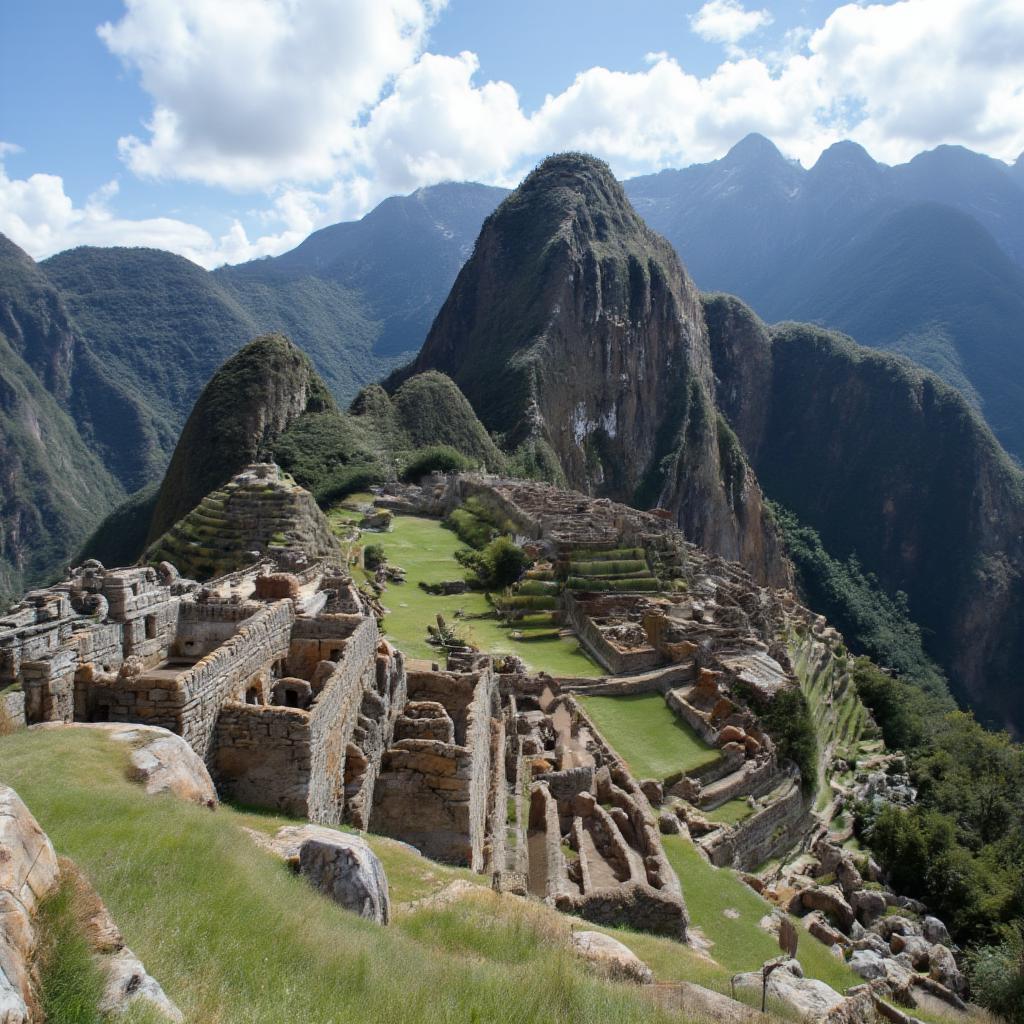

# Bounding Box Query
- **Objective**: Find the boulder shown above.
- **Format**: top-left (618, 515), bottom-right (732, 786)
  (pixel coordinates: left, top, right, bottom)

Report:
top-left (813, 836), bottom-right (844, 876)
top-left (804, 910), bottom-right (848, 950)
top-left (851, 888), bottom-right (887, 926)
top-left (921, 916), bottom-right (952, 947)
top-left (890, 933), bottom-right (931, 969)
top-left (734, 961), bottom-right (863, 1021)
top-left (801, 885), bottom-right (855, 933)
top-left (639, 779), bottom-right (663, 805)
top-left (100, 948), bottom-right (184, 1022)
top-left (852, 933), bottom-right (889, 956)
top-left (837, 857), bottom-right (863, 896)
top-left (272, 826), bottom-right (390, 925)
top-left (570, 930), bottom-right (653, 984)
top-left (849, 949), bottom-right (887, 981)
top-left (874, 915), bottom-right (921, 941)
top-left (658, 812), bottom-right (682, 835)
top-left (0, 785), bottom-right (60, 1021)
top-left (881, 958), bottom-right (918, 1006)
top-left (34, 722), bottom-right (217, 807)
top-left (928, 944), bottom-right (965, 995)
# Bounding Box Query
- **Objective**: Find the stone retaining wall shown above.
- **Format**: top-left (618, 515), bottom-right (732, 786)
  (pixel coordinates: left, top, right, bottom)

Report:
top-left (0, 687), bottom-right (25, 730)
top-left (702, 780), bottom-right (809, 870)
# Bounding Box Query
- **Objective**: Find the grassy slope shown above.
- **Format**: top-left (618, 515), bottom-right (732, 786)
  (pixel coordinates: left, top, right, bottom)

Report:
top-left (576, 694), bottom-right (721, 778)
top-left (0, 728), bottom-right (695, 1024)
top-left (355, 513), bottom-right (602, 677)
top-left (662, 837), bottom-right (860, 994)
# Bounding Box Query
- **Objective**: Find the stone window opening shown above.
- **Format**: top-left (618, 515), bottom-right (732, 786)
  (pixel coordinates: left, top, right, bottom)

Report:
top-left (245, 686), bottom-right (261, 705)
top-left (284, 690), bottom-right (299, 708)
top-left (145, 613), bottom-right (158, 640)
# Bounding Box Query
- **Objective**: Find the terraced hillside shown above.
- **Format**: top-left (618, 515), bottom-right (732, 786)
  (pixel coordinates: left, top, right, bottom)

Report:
top-left (147, 464), bottom-right (341, 580)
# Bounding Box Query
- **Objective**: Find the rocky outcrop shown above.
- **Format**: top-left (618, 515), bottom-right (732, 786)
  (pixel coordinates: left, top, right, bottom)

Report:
top-left (0, 785), bottom-right (60, 1021)
top-left (733, 960), bottom-right (872, 1022)
top-left (35, 722), bottom-right (217, 807)
top-left (405, 154), bottom-right (789, 586)
top-left (570, 930), bottom-right (653, 984)
top-left (0, 786), bottom-right (180, 1022)
top-left (262, 825), bottom-right (391, 925)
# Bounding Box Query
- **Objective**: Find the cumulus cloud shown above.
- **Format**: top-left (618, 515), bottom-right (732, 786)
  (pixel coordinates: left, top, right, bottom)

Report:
top-left (690, 0), bottom-right (773, 47)
top-left (99, 0), bottom-right (446, 189)
top-left (12, 0), bottom-right (1023, 266)
top-left (0, 157), bottom-right (307, 268)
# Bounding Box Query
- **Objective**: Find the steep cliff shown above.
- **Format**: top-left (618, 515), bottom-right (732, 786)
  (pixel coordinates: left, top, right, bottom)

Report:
top-left (0, 332), bottom-right (123, 603)
top-left (406, 154), bottom-right (788, 585)
top-left (0, 235), bottom-right (161, 490)
top-left (706, 293), bottom-right (1024, 732)
top-left (146, 334), bottom-right (335, 545)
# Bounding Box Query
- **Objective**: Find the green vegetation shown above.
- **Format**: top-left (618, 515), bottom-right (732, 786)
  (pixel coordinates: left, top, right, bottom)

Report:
top-left (966, 926), bottom-right (1024, 1023)
top-left (707, 798), bottom-right (755, 826)
top-left (36, 873), bottom-right (108, 1024)
top-left (852, 658), bottom-right (1024, 951)
top-left (577, 694), bottom-right (720, 779)
top-left (789, 634), bottom-right (869, 807)
top-left (661, 836), bottom-right (859, 993)
top-left (770, 503), bottom-right (949, 697)
top-left (1, 728), bottom-right (691, 1024)
top-left (0, 330), bottom-right (124, 604)
top-left (363, 543), bottom-right (386, 570)
top-left (346, 513), bottom-right (600, 676)
top-left (148, 333), bottom-right (335, 545)
top-left (472, 537), bottom-right (531, 589)
top-left (733, 682), bottom-right (817, 793)
top-left (400, 444), bottom-right (474, 482)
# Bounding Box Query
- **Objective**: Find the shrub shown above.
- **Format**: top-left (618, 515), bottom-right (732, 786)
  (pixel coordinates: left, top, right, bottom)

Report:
top-left (314, 463), bottom-right (384, 505)
top-left (445, 507), bottom-right (495, 549)
top-left (363, 544), bottom-right (386, 570)
top-left (967, 927), bottom-right (1024, 1023)
top-left (400, 445), bottom-right (474, 482)
top-left (479, 537), bottom-right (531, 589)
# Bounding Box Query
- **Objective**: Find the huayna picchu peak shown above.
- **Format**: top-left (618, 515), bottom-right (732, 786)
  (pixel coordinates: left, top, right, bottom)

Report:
top-left (2, 108), bottom-right (1023, 1024)
top-left (404, 153), bottom-right (790, 589)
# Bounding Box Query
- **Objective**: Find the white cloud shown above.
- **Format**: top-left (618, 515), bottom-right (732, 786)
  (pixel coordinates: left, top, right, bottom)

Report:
top-left (690, 0), bottom-right (773, 46)
top-left (0, 157), bottom-right (308, 268)
top-left (99, 0), bottom-right (446, 189)
top-left (10, 0), bottom-right (1024, 266)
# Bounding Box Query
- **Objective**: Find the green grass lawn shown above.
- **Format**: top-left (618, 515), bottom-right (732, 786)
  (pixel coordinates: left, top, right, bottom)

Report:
top-left (0, 728), bottom-right (701, 1024)
top-left (577, 694), bottom-right (721, 779)
top-left (661, 836), bottom-right (859, 994)
top-left (346, 512), bottom-right (603, 677)
top-left (706, 798), bottom-right (755, 826)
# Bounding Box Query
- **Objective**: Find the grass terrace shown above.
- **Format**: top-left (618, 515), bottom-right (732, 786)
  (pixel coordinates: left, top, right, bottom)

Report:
top-left (577, 693), bottom-right (721, 779)
top-left (333, 510), bottom-right (602, 677)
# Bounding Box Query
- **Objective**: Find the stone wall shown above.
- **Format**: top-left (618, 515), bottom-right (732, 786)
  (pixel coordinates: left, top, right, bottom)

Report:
top-left (176, 599), bottom-right (295, 760)
top-left (0, 687), bottom-right (26, 731)
top-left (554, 882), bottom-right (687, 940)
top-left (370, 668), bottom-right (501, 870)
top-left (305, 616), bottom-right (378, 824)
top-left (214, 702), bottom-right (312, 815)
top-left (702, 779), bottom-right (809, 871)
top-left (214, 615), bottom-right (405, 826)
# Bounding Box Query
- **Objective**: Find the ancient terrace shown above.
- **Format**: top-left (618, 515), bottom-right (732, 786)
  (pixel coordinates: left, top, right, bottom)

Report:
top-left (0, 469), bottom-right (829, 943)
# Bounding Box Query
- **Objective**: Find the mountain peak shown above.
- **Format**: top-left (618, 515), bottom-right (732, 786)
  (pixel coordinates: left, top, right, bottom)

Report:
top-left (722, 133), bottom-right (787, 167)
top-left (810, 140), bottom-right (879, 176)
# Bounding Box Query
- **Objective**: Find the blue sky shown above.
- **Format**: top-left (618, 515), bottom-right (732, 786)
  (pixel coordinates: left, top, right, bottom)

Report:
top-left (1, 0), bottom-right (1022, 267)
